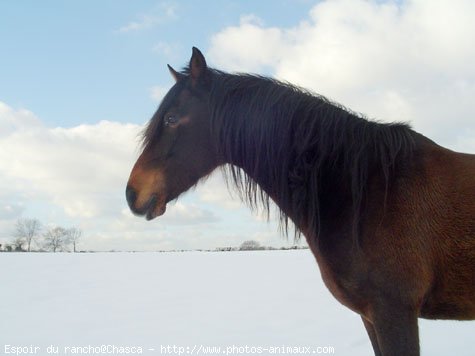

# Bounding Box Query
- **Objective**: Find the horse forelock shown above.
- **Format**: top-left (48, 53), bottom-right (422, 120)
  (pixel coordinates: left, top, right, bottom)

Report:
top-left (141, 80), bottom-right (187, 150)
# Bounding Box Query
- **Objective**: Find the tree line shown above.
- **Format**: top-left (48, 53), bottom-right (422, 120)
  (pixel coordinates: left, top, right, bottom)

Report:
top-left (215, 240), bottom-right (309, 251)
top-left (0, 218), bottom-right (82, 252)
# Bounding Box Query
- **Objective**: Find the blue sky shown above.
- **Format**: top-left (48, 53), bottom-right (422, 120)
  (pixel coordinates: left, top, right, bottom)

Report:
top-left (1, 0), bottom-right (474, 251)
top-left (0, 1), bottom-right (312, 127)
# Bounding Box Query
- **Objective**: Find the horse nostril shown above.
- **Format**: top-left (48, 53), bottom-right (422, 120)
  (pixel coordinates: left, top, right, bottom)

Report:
top-left (125, 185), bottom-right (137, 208)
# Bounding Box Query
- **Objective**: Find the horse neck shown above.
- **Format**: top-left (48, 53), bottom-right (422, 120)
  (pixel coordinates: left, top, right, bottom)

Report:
top-left (210, 74), bottom-right (416, 240)
top-left (209, 78), bottom-right (321, 231)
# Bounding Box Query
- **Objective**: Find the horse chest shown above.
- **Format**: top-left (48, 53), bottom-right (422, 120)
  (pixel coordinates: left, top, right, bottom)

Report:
top-left (309, 242), bottom-right (369, 315)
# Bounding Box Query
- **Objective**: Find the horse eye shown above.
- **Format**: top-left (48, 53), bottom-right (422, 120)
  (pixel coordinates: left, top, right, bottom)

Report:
top-left (165, 116), bottom-right (179, 126)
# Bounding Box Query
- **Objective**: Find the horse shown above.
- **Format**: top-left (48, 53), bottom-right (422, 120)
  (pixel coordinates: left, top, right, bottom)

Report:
top-left (126, 47), bottom-right (475, 355)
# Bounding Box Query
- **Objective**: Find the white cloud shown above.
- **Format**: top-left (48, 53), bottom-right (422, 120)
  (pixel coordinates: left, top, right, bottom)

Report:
top-left (0, 102), bottom-right (41, 136)
top-left (119, 15), bottom-right (157, 33)
top-left (0, 102), bottom-right (142, 219)
top-left (0, 102), bottom-right (250, 251)
top-left (118, 2), bottom-right (177, 33)
top-left (208, 0), bottom-right (475, 152)
top-left (153, 202), bottom-right (219, 226)
top-left (150, 85), bottom-right (170, 102)
top-left (196, 171), bottom-right (242, 210)
top-left (450, 130), bottom-right (475, 153)
top-left (209, 15), bottom-right (285, 73)
top-left (152, 41), bottom-right (182, 60)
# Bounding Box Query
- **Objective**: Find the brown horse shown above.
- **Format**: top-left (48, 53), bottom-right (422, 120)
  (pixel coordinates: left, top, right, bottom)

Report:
top-left (126, 47), bottom-right (475, 355)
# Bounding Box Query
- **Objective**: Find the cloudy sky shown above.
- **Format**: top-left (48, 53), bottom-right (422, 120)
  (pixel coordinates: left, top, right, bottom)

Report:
top-left (1, 0), bottom-right (474, 251)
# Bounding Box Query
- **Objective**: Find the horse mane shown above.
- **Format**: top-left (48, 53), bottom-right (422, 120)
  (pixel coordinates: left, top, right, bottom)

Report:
top-left (200, 69), bottom-right (416, 242)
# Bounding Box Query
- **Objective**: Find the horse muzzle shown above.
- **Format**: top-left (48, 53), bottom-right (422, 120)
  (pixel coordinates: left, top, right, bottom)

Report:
top-left (125, 185), bottom-right (167, 220)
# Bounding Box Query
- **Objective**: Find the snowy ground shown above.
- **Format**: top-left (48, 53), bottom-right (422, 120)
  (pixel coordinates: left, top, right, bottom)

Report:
top-left (1, 251), bottom-right (473, 356)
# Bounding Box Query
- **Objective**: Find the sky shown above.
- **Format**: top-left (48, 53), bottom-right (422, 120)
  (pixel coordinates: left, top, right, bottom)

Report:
top-left (1, 0), bottom-right (474, 251)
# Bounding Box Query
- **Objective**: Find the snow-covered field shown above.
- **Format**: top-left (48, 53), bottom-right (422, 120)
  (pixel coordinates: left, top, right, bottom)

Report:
top-left (1, 250), bottom-right (474, 355)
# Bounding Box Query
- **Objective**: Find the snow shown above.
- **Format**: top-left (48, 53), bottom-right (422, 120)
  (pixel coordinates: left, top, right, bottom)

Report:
top-left (1, 250), bottom-right (473, 355)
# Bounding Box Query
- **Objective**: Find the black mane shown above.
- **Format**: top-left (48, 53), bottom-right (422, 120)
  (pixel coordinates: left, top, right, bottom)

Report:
top-left (205, 70), bottom-right (416, 240)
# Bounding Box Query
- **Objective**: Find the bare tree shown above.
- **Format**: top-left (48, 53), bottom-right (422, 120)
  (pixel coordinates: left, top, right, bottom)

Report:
top-left (12, 236), bottom-right (26, 251)
top-left (43, 226), bottom-right (68, 252)
top-left (67, 227), bottom-right (82, 252)
top-left (239, 240), bottom-right (262, 251)
top-left (14, 218), bottom-right (42, 252)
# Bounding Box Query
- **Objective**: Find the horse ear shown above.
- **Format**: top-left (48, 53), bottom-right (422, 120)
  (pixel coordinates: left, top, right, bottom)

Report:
top-left (189, 47), bottom-right (207, 82)
top-left (167, 64), bottom-right (185, 82)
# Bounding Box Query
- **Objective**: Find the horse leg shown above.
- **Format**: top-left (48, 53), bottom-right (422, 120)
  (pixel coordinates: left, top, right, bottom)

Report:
top-left (361, 316), bottom-right (382, 356)
top-left (371, 305), bottom-right (420, 356)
